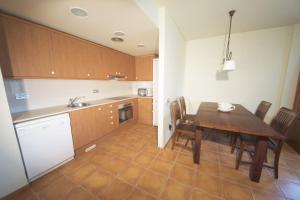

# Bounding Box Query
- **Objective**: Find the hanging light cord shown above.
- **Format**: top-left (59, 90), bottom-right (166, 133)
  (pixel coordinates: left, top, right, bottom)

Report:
top-left (226, 10), bottom-right (235, 60)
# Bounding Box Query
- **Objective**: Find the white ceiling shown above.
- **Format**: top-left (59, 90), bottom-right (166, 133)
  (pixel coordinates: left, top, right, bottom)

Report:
top-left (0, 0), bottom-right (158, 56)
top-left (157, 0), bottom-right (300, 40)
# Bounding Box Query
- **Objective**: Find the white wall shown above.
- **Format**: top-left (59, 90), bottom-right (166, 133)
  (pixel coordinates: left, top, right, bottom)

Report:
top-left (158, 8), bottom-right (185, 148)
top-left (4, 79), bottom-right (134, 113)
top-left (281, 23), bottom-right (300, 108)
top-left (183, 26), bottom-right (294, 122)
top-left (0, 69), bottom-right (27, 198)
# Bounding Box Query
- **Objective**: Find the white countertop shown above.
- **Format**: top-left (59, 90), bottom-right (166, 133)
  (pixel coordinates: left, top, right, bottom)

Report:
top-left (12, 95), bottom-right (153, 124)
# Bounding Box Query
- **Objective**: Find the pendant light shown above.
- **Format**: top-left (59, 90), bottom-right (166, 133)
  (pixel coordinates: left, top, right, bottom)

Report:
top-left (223, 10), bottom-right (236, 71)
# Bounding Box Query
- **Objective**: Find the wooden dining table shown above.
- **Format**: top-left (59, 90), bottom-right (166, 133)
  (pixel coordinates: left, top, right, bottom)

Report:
top-left (193, 102), bottom-right (285, 182)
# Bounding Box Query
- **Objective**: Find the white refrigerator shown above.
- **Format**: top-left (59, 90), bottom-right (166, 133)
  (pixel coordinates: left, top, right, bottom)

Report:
top-left (153, 58), bottom-right (159, 126)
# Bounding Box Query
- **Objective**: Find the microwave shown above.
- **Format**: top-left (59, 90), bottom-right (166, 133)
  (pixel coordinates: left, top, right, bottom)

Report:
top-left (138, 88), bottom-right (147, 96)
top-left (138, 88), bottom-right (153, 97)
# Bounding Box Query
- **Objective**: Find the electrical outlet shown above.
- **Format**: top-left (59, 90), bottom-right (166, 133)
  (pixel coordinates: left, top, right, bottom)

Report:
top-left (15, 93), bottom-right (29, 100)
top-left (169, 124), bottom-right (172, 131)
top-left (92, 89), bottom-right (99, 93)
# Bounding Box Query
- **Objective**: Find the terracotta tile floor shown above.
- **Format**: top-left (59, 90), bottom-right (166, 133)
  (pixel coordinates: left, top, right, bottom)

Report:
top-left (4, 123), bottom-right (300, 200)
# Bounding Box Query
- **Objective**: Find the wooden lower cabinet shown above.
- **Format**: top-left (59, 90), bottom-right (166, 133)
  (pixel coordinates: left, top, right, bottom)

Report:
top-left (69, 107), bottom-right (98, 149)
top-left (70, 103), bottom-right (118, 149)
top-left (101, 103), bottom-right (119, 135)
top-left (69, 99), bottom-right (141, 150)
top-left (138, 98), bottom-right (153, 125)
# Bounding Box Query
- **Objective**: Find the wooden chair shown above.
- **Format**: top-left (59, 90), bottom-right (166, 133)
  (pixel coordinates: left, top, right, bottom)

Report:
top-left (254, 101), bottom-right (272, 120)
top-left (170, 100), bottom-right (197, 151)
top-left (177, 96), bottom-right (196, 124)
top-left (235, 107), bottom-right (297, 178)
top-left (231, 100), bottom-right (272, 153)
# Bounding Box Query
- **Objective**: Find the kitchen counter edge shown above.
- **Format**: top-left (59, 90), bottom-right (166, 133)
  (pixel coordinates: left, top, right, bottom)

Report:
top-left (12, 96), bottom-right (153, 124)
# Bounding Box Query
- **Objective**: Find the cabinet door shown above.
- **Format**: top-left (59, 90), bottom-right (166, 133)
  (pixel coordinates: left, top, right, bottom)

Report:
top-left (81, 42), bottom-right (101, 79)
top-left (132, 98), bottom-right (138, 121)
top-left (138, 98), bottom-right (153, 125)
top-left (1, 15), bottom-right (53, 78)
top-left (69, 108), bottom-right (97, 149)
top-left (51, 33), bottom-right (80, 78)
top-left (135, 55), bottom-right (154, 81)
top-left (122, 54), bottom-right (135, 81)
top-left (100, 47), bottom-right (117, 79)
top-left (94, 106), bottom-right (105, 139)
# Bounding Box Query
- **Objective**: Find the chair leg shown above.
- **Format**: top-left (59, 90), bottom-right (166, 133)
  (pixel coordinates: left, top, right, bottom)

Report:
top-left (265, 149), bottom-right (268, 163)
top-left (235, 142), bottom-right (244, 170)
top-left (172, 131), bottom-right (178, 150)
top-left (231, 135), bottom-right (238, 154)
top-left (274, 150), bottom-right (281, 179)
top-left (185, 139), bottom-right (189, 147)
top-left (176, 132), bottom-right (181, 141)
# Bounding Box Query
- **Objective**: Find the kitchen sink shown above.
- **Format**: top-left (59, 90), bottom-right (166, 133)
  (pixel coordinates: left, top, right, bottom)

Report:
top-left (67, 102), bottom-right (90, 108)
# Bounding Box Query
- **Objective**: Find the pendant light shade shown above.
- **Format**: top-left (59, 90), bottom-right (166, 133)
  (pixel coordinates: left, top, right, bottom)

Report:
top-left (223, 60), bottom-right (236, 71)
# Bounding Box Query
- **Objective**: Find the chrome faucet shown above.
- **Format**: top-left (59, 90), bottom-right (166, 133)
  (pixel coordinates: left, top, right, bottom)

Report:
top-left (68, 96), bottom-right (85, 107)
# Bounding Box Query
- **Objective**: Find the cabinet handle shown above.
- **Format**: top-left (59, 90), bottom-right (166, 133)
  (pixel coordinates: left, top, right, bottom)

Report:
top-left (136, 77), bottom-right (138, 80)
top-left (51, 71), bottom-right (55, 75)
top-left (98, 108), bottom-right (102, 111)
top-left (110, 116), bottom-right (113, 119)
top-left (106, 75), bottom-right (109, 78)
top-left (109, 105), bottom-right (113, 107)
top-left (87, 73), bottom-right (90, 77)
top-left (110, 111), bottom-right (113, 113)
top-left (115, 72), bottom-right (118, 74)
top-left (110, 122), bottom-right (114, 125)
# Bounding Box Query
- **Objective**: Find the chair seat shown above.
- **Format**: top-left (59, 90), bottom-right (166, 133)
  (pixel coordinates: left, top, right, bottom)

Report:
top-left (182, 114), bottom-right (196, 124)
top-left (177, 123), bottom-right (197, 137)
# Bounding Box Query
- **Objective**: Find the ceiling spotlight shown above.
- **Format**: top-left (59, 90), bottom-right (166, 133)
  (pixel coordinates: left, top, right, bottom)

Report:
top-left (70, 7), bottom-right (88, 17)
top-left (111, 37), bottom-right (124, 42)
top-left (113, 31), bottom-right (126, 37)
top-left (137, 43), bottom-right (145, 48)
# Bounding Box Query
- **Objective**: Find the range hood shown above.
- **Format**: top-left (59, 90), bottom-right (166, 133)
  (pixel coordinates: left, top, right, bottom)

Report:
top-left (107, 74), bottom-right (126, 80)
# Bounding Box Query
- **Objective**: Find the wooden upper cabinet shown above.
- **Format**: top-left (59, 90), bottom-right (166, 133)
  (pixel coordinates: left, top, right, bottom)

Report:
top-left (100, 47), bottom-right (135, 80)
top-left (0, 13), bottom-right (134, 80)
top-left (135, 54), bottom-right (154, 81)
top-left (51, 32), bottom-right (100, 79)
top-left (0, 15), bottom-right (53, 78)
top-left (121, 53), bottom-right (135, 81)
top-left (100, 47), bottom-right (117, 79)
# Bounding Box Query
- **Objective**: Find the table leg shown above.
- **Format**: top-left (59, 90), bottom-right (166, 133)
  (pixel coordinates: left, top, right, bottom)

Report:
top-left (193, 129), bottom-right (202, 164)
top-left (249, 137), bottom-right (268, 182)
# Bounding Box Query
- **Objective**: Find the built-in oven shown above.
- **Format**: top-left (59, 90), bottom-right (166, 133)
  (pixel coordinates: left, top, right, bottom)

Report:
top-left (118, 103), bottom-right (133, 124)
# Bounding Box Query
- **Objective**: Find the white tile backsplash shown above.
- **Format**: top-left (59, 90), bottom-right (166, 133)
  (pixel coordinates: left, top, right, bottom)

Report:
top-left (4, 79), bottom-right (136, 113)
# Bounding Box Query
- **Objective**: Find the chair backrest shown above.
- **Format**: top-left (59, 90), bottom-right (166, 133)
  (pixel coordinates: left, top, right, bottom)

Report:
top-left (255, 101), bottom-right (272, 120)
top-left (177, 96), bottom-right (187, 120)
top-left (170, 100), bottom-right (181, 131)
top-left (270, 107), bottom-right (298, 136)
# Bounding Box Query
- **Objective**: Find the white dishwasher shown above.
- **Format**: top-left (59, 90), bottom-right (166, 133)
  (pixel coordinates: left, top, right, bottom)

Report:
top-left (15, 113), bottom-right (74, 182)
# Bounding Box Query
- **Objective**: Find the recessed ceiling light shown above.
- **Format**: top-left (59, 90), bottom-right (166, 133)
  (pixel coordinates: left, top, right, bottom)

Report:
top-left (111, 37), bottom-right (124, 42)
top-left (70, 7), bottom-right (88, 17)
top-left (137, 43), bottom-right (145, 48)
top-left (114, 31), bottom-right (126, 37)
